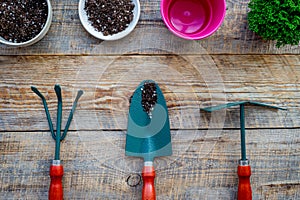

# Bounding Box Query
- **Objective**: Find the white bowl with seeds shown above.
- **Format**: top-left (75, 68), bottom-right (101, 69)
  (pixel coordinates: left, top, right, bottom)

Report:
top-left (0, 0), bottom-right (52, 47)
top-left (79, 0), bottom-right (140, 41)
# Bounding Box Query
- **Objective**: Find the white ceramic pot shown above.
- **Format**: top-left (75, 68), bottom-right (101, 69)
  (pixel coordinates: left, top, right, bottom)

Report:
top-left (78, 0), bottom-right (140, 41)
top-left (0, 0), bottom-right (53, 47)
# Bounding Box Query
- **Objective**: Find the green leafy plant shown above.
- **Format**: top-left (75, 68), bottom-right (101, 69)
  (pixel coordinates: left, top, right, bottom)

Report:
top-left (248, 0), bottom-right (300, 47)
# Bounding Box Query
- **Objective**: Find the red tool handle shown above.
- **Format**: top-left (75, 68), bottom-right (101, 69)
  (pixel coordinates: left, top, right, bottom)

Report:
top-left (49, 164), bottom-right (64, 200)
top-left (237, 165), bottom-right (252, 200)
top-left (142, 166), bottom-right (156, 200)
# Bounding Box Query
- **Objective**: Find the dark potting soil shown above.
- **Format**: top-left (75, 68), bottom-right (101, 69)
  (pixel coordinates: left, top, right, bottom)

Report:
top-left (84, 0), bottom-right (135, 36)
top-left (0, 1), bottom-right (48, 43)
top-left (141, 82), bottom-right (157, 115)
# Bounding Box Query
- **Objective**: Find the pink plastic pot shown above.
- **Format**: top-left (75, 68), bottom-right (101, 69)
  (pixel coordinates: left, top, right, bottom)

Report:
top-left (160, 0), bottom-right (226, 40)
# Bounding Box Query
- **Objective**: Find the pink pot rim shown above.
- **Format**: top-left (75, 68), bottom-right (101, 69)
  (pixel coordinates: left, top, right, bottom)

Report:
top-left (160, 0), bottom-right (226, 40)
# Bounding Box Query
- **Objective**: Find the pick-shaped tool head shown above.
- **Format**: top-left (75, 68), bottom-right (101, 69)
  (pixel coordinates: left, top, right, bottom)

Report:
top-left (125, 80), bottom-right (172, 162)
top-left (201, 101), bottom-right (286, 112)
top-left (201, 101), bottom-right (286, 161)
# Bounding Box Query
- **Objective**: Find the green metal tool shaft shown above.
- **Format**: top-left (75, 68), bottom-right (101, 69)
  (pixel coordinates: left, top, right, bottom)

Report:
top-left (240, 104), bottom-right (246, 161)
top-left (31, 86), bottom-right (56, 140)
top-left (55, 85), bottom-right (62, 160)
top-left (61, 90), bottom-right (83, 140)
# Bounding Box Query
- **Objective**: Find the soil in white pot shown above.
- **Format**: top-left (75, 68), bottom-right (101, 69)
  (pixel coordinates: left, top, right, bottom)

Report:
top-left (0, 1), bottom-right (48, 43)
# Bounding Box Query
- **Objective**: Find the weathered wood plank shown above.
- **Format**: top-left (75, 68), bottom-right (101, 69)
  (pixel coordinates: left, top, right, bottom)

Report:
top-left (1, 129), bottom-right (299, 199)
top-left (0, 55), bottom-right (299, 131)
top-left (0, 1), bottom-right (298, 199)
top-left (0, 0), bottom-right (299, 55)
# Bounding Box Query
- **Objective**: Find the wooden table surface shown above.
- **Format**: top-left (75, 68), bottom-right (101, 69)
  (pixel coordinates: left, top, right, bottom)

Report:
top-left (1, 0), bottom-right (299, 199)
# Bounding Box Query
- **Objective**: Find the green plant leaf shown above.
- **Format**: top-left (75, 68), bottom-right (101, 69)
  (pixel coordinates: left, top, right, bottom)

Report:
top-left (248, 0), bottom-right (300, 47)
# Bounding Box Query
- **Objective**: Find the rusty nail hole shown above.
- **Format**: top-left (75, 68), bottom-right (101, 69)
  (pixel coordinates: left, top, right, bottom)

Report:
top-left (126, 173), bottom-right (141, 187)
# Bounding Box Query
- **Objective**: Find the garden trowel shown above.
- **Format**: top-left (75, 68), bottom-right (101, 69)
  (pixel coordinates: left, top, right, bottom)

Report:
top-left (126, 80), bottom-right (172, 200)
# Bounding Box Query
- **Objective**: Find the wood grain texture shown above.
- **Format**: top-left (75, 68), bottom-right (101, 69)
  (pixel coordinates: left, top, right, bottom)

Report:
top-left (0, 0), bottom-right (299, 199)
top-left (0, 0), bottom-right (299, 55)
top-left (0, 55), bottom-right (299, 132)
top-left (1, 129), bottom-right (299, 199)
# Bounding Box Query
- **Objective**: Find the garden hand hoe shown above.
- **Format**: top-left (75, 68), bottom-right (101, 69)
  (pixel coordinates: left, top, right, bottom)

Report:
top-left (201, 101), bottom-right (285, 200)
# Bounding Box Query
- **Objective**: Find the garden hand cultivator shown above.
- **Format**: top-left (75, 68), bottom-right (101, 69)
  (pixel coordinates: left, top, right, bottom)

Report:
top-left (31, 85), bottom-right (83, 200)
